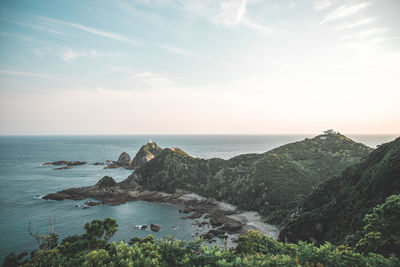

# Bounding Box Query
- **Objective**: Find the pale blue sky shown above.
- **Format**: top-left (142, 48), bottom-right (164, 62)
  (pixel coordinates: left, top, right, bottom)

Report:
top-left (0, 0), bottom-right (399, 134)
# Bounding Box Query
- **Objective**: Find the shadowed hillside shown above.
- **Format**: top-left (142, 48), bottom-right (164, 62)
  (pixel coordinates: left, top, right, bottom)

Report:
top-left (279, 137), bottom-right (400, 245)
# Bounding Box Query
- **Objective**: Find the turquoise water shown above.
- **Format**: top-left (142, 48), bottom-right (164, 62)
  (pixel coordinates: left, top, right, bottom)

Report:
top-left (0, 134), bottom-right (397, 261)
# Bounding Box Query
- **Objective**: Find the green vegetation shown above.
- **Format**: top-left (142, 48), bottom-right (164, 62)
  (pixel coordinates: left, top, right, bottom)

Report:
top-left (4, 219), bottom-right (399, 267)
top-left (279, 137), bottom-right (400, 247)
top-left (356, 194), bottom-right (400, 258)
top-left (134, 133), bottom-right (372, 224)
top-left (96, 176), bottom-right (117, 188)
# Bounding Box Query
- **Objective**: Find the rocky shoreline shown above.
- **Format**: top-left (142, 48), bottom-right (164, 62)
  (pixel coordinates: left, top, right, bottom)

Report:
top-left (43, 179), bottom-right (278, 246)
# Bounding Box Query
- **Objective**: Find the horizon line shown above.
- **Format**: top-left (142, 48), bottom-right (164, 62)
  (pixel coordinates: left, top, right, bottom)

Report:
top-left (0, 133), bottom-right (399, 136)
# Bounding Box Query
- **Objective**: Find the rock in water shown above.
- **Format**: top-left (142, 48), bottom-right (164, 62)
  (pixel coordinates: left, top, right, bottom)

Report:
top-left (117, 152), bottom-right (131, 168)
top-left (85, 201), bottom-right (101, 206)
top-left (53, 166), bottom-right (73, 170)
top-left (150, 224), bottom-right (161, 232)
top-left (129, 142), bottom-right (163, 170)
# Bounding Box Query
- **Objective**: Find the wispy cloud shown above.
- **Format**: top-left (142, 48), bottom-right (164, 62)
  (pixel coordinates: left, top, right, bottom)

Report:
top-left (336, 17), bottom-right (377, 29)
top-left (211, 0), bottom-right (274, 35)
top-left (0, 17), bottom-right (67, 36)
top-left (320, 2), bottom-right (372, 25)
top-left (59, 48), bottom-right (121, 63)
top-left (38, 16), bottom-right (140, 45)
top-left (106, 66), bottom-right (173, 88)
top-left (0, 70), bottom-right (55, 79)
top-left (126, 0), bottom-right (274, 36)
top-left (241, 17), bottom-right (274, 35)
top-left (159, 44), bottom-right (193, 56)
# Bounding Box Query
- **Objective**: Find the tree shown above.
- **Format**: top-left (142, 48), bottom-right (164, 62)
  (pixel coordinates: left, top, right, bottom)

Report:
top-left (27, 218), bottom-right (58, 250)
top-left (83, 218), bottom-right (118, 250)
top-left (356, 194), bottom-right (400, 257)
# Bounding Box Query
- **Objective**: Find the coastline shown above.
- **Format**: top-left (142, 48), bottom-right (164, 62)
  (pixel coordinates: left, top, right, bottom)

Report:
top-left (43, 188), bottom-right (279, 246)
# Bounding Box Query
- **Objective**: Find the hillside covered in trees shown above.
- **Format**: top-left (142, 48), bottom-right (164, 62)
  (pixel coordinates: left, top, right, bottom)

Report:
top-left (132, 133), bottom-right (372, 224)
top-left (279, 137), bottom-right (400, 248)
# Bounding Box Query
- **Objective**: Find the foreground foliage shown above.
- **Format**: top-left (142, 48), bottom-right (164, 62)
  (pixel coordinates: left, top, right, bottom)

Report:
top-left (3, 219), bottom-right (399, 267)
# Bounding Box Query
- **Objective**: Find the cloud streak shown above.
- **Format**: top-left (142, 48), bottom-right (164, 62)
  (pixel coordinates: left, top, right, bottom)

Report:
top-left (38, 16), bottom-right (140, 45)
top-left (0, 70), bottom-right (55, 79)
top-left (320, 2), bottom-right (372, 25)
top-left (336, 17), bottom-right (377, 29)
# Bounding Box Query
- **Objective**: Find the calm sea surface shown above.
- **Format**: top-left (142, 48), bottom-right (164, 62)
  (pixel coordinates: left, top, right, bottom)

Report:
top-left (0, 134), bottom-right (397, 260)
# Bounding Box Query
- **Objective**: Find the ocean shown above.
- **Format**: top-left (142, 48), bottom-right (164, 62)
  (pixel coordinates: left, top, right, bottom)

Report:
top-left (0, 134), bottom-right (397, 261)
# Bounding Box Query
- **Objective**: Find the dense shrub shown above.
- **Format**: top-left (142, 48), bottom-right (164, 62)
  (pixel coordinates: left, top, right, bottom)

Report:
top-left (3, 219), bottom-right (399, 267)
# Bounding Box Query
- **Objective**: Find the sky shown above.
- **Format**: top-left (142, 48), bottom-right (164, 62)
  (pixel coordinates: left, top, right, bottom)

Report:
top-left (0, 0), bottom-right (399, 135)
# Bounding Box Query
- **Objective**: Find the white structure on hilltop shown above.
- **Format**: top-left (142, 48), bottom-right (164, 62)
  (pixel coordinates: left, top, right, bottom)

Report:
top-left (323, 129), bottom-right (337, 135)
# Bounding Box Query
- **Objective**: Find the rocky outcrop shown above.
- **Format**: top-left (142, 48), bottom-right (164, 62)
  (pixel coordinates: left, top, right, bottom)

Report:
top-left (150, 224), bottom-right (161, 232)
top-left (129, 142), bottom-right (163, 170)
top-left (96, 176), bottom-right (117, 188)
top-left (85, 201), bottom-right (101, 206)
top-left (43, 161), bottom-right (87, 166)
top-left (222, 218), bottom-right (242, 232)
top-left (104, 152), bottom-right (132, 169)
top-left (43, 161), bottom-right (87, 170)
top-left (117, 152), bottom-right (131, 168)
top-left (201, 228), bottom-right (225, 240)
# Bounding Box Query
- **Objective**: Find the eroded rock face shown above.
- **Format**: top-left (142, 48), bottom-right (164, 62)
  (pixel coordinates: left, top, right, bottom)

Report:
top-left (117, 152), bottom-right (131, 168)
top-left (129, 142), bottom-right (163, 170)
